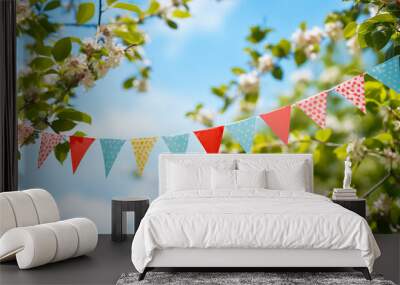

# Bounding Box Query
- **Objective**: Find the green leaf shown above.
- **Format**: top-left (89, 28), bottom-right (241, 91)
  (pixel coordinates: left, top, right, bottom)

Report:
top-left (112, 2), bottom-right (142, 16)
top-left (271, 39), bottom-right (291, 58)
top-left (368, 13), bottom-right (397, 24)
top-left (106, 0), bottom-right (117, 6)
top-left (30, 57), bottom-right (54, 70)
top-left (172, 9), bottom-right (191, 18)
top-left (147, 0), bottom-right (160, 14)
top-left (54, 141), bottom-right (70, 164)
top-left (231, 67), bottom-right (246, 75)
top-left (343, 21), bottom-right (357, 39)
top-left (294, 49), bottom-right (307, 66)
top-left (374, 132), bottom-right (393, 144)
top-left (366, 28), bottom-right (392, 51)
top-left (334, 144), bottom-right (348, 160)
top-left (271, 65), bottom-right (283, 80)
top-left (211, 85), bottom-right (228, 97)
top-left (52, 37), bottom-right (72, 62)
top-left (166, 19), bottom-right (178, 29)
top-left (44, 0), bottom-right (60, 11)
top-left (315, 128), bottom-right (332, 142)
top-left (123, 76), bottom-right (136, 89)
top-left (51, 119), bottom-right (77, 132)
top-left (113, 30), bottom-right (144, 45)
top-left (76, 2), bottom-right (95, 24)
top-left (73, 131), bottom-right (87, 137)
top-left (57, 109), bottom-right (92, 124)
top-left (246, 26), bottom-right (272, 44)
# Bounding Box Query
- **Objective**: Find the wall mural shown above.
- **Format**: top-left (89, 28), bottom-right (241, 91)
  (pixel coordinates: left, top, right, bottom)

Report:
top-left (17, 0), bottom-right (400, 234)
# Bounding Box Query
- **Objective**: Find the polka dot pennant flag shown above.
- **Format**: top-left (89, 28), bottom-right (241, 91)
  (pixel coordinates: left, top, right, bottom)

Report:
top-left (162, 134), bottom-right (189, 153)
top-left (100, 139), bottom-right (125, 177)
top-left (334, 75), bottom-right (366, 113)
top-left (260, 105), bottom-right (291, 144)
top-left (37, 132), bottom-right (64, 168)
top-left (367, 55), bottom-right (400, 93)
top-left (193, 126), bottom-right (224, 154)
top-left (130, 137), bottom-right (158, 176)
top-left (70, 136), bottom-right (96, 174)
top-left (225, 117), bottom-right (256, 153)
top-left (295, 92), bottom-right (328, 128)
top-left (18, 124), bottom-right (34, 145)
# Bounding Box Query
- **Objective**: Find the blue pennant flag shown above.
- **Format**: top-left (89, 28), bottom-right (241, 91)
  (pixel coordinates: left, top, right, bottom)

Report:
top-left (100, 139), bottom-right (125, 177)
top-left (162, 133), bottom-right (189, 153)
top-left (226, 117), bottom-right (257, 153)
top-left (367, 55), bottom-right (400, 93)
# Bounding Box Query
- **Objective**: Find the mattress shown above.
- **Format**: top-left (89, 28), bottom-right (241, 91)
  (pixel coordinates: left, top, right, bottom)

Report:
top-left (131, 190), bottom-right (380, 273)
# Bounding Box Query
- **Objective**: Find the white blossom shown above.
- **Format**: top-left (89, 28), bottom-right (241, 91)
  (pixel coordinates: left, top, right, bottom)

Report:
top-left (258, 54), bottom-right (274, 73)
top-left (291, 26), bottom-right (325, 60)
top-left (346, 36), bottom-right (360, 55)
top-left (320, 66), bottom-right (341, 84)
top-left (16, 0), bottom-right (32, 25)
top-left (325, 21), bottom-right (343, 40)
top-left (368, 4), bottom-right (379, 17)
top-left (373, 193), bottom-right (391, 216)
top-left (290, 69), bottom-right (313, 83)
top-left (238, 71), bottom-right (259, 94)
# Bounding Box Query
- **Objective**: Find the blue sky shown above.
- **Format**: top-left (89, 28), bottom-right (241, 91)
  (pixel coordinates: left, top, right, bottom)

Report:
top-left (20, 0), bottom-right (350, 233)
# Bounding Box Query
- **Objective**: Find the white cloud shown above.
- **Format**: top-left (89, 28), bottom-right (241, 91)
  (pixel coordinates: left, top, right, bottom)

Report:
top-left (147, 0), bottom-right (239, 57)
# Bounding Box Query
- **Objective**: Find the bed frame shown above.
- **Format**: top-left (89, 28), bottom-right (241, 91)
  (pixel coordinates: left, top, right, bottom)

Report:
top-left (139, 154), bottom-right (371, 280)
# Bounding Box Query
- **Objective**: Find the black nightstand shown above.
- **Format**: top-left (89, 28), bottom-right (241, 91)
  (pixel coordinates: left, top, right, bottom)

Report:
top-left (112, 197), bottom-right (149, 242)
top-left (332, 198), bottom-right (366, 219)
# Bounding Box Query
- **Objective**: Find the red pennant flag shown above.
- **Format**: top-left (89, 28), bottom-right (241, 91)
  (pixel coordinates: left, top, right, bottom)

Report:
top-left (194, 126), bottom-right (224, 153)
top-left (296, 92), bottom-right (328, 128)
top-left (18, 124), bottom-right (34, 145)
top-left (334, 74), bottom-right (366, 113)
top-left (260, 106), bottom-right (291, 144)
top-left (70, 136), bottom-right (95, 174)
top-left (38, 132), bottom-right (64, 168)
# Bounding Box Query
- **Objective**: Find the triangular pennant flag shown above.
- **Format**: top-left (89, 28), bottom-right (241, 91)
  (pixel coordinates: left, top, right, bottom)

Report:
top-left (37, 132), bottom-right (64, 168)
top-left (260, 105), bottom-right (291, 144)
top-left (296, 92), bottom-right (328, 128)
top-left (130, 137), bottom-right (157, 176)
top-left (162, 134), bottom-right (189, 153)
top-left (100, 139), bottom-right (125, 177)
top-left (367, 55), bottom-right (400, 93)
top-left (225, 117), bottom-right (256, 153)
top-left (18, 124), bottom-right (34, 145)
top-left (193, 126), bottom-right (224, 153)
top-left (70, 136), bottom-right (95, 174)
top-left (334, 74), bottom-right (366, 113)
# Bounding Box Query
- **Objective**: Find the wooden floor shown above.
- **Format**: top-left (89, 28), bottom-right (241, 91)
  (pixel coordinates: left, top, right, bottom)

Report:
top-left (0, 235), bottom-right (134, 285)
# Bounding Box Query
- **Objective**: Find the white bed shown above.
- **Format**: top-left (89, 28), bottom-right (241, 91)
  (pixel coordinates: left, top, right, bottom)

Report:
top-left (131, 154), bottom-right (380, 280)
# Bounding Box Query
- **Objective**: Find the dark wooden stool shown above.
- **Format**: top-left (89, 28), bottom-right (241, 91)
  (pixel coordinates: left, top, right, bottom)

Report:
top-left (112, 197), bottom-right (149, 242)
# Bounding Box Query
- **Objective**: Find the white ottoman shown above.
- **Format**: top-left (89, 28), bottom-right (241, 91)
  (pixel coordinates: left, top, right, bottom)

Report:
top-left (0, 189), bottom-right (98, 269)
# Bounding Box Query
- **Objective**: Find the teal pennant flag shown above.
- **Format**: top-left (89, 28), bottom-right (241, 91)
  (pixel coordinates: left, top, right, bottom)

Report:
top-left (225, 117), bottom-right (257, 153)
top-left (367, 55), bottom-right (400, 93)
top-left (100, 138), bottom-right (125, 177)
top-left (162, 133), bottom-right (189, 153)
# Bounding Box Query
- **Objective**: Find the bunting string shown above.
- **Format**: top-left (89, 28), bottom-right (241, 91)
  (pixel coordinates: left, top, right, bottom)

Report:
top-left (18, 56), bottom-right (400, 177)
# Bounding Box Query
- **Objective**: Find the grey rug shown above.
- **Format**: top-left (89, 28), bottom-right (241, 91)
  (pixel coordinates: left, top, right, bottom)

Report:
top-left (116, 272), bottom-right (396, 285)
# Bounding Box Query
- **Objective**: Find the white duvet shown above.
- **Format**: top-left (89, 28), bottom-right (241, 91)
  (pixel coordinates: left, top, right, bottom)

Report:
top-left (131, 190), bottom-right (380, 273)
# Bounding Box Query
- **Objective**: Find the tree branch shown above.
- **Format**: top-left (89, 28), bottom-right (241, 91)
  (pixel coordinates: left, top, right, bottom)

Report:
top-left (362, 170), bottom-right (391, 198)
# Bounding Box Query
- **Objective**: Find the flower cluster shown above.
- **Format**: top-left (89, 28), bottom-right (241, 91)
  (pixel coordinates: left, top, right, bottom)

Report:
top-left (238, 71), bottom-right (259, 94)
top-left (258, 54), bottom-right (274, 73)
top-left (16, 0), bottom-right (32, 25)
top-left (324, 21), bottom-right (343, 40)
top-left (291, 27), bottom-right (324, 59)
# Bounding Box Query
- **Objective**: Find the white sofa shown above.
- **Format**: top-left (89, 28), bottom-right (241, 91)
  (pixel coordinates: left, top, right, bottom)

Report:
top-left (0, 189), bottom-right (98, 269)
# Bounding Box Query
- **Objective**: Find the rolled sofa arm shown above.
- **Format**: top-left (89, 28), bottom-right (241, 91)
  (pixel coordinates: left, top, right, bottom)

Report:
top-left (0, 218), bottom-right (97, 269)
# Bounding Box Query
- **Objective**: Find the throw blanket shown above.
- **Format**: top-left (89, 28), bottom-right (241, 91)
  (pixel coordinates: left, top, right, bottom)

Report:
top-left (131, 190), bottom-right (380, 272)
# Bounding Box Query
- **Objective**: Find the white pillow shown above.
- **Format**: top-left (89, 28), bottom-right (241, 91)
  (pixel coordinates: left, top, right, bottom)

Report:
top-left (237, 159), bottom-right (308, 191)
top-left (211, 168), bottom-right (236, 190)
top-left (236, 169), bottom-right (267, 189)
top-left (168, 163), bottom-right (210, 191)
